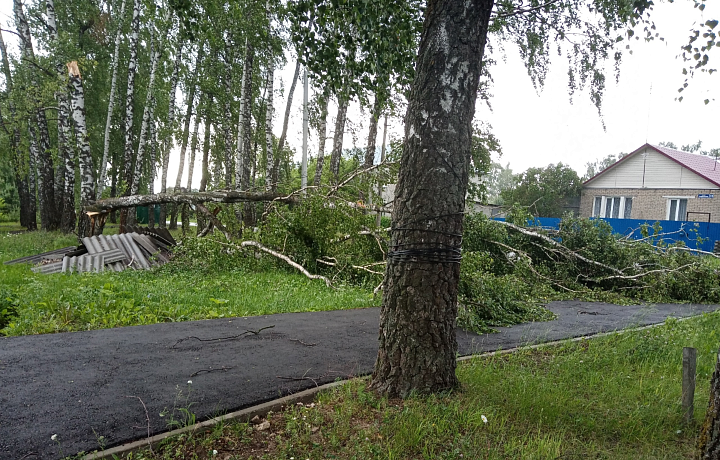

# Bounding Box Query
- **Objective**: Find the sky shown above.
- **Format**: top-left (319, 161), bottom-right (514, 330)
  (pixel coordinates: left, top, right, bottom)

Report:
top-left (1, 0), bottom-right (719, 190)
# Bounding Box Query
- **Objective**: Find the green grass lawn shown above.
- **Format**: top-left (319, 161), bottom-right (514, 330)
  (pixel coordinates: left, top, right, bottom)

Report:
top-left (117, 312), bottom-right (720, 460)
top-left (0, 228), bottom-right (379, 336)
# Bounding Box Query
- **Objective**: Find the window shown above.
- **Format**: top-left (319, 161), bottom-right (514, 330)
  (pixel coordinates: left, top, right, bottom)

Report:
top-left (592, 196), bottom-right (633, 219)
top-left (667, 198), bottom-right (688, 221)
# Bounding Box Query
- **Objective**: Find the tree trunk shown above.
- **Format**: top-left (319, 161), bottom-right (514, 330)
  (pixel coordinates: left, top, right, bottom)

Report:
top-left (159, 38), bottom-right (183, 228)
top-left (238, 40), bottom-right (254, 192)
top-left (128, 28), bottom-right (161, 227)
top-left (199, 96), bottom-right (213, 194)
top-left (148, 112), bottom-right (157, 228)
top-left (369, 0), bottom-right (494, 398)
top-left (26, 130), bottom-right (38, 230)
top-left (119, 0), bottom-right (141, 231)
top-left (697, 345), bottom-right (720, 459)
top-left (46, 0), bottom-right (72, 231)
top-left (14, 0), bottom-right (56, 231)
top-left (98, 0), bottom-right (127, 199)
top-left (329, 95), bottom-right (348, 183)
top-left (364, 94), bottom-right (381, 168)
top-left (376, 113), bottom-right (388, 227)
top-left (265, 63), bottom-right (275, 191)
top-left (222, 51), bottom-right (234, 189)
top-left (272, 59), bottom-right (301, 186)
top-left (313, 96), bottom-right (329, 186)
top-left (0, 28), bottom-right (34, 230)
top-left (186, 92), bottom-right (202, 192)
top-left (68, 62), bottom-right (96, 239)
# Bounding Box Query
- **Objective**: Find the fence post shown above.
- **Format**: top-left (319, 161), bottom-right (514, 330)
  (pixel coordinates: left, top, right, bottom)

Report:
top-left (682, 346), bottom-right (697, 425)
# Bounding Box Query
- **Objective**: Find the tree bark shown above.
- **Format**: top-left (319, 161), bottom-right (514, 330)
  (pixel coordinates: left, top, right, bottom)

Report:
top-left (68, 62), bottom-right (96, 239)
top-left (329, 95), bottom-right (348, 183)
top-left (119, 0), bottom-right (141, 231)
top-left (128, 27), bottom-right (161, 227)
top-left (186, 92), bottom-right (202, 192)
top-left (265, 63), bottom-right (275, 191)
top-left (15, 0), bottom-right (56, 231)
top-left (313, 96), bottom-right (329, 186)
top-left (148, 110), bottom-right (157, 228)
top-left (159, 37), bottom-right (183, 228)
top-left (697, 345), bottom-right (720, 459)
top-left (238, 40), bottom-right (254, 192)
top-left (98, 0), bottom-right (127, 199)
top-left (369, 0), bottom-right (494, 398)
top-left (46, 0), bottom-right (72, 231)
top-left (199, 95), bottom-right (213, 194)
top-left (222, 51), bottom-right (234, 190)
top-left (272, 59), bottom-right (301, 186)
top-left (364, 94), bottom-right (381, 168)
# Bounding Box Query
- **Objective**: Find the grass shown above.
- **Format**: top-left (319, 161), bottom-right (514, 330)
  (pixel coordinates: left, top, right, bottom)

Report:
top-left (0, 227), bottom-right (379, 336)
top-left (114, 311), bottom-right (720, 460)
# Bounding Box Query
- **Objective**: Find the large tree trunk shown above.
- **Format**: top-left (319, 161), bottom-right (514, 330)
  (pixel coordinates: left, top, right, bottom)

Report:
top-left (197, 96), bottom-right (212, 233)
top-left (369, 0), bottom-right (494, 398)
top-left (313, 96), bottom-right (329, 186)
top-left (15, 0), bottom-right (56, 231)
top-left (265, 63), bottom-right (275, 191)
top-left (272, 59), bottom-right (301, 187)
top-left (46, 0), bottom-right (72, 231)
top-left (329, 95), bottom-right (348, 183)
top-left (222, 51), bottom-right (235, 190)
top-left (98, 0), bottom-right (127, 199)
top-left (0, 28), bottom-right (34, 230)
top-left (26, 130), bottom-right (38, 230)
top-left (119, 0), bottom-right (141, 231)
top-left (697, 346), bottom-right (720, 459)
top-left (68, 62), bottom-right (96, 239)
top-left (159, 39), bottom-right (183, 228)
top-left (128, 28), bottom-right (161, 227)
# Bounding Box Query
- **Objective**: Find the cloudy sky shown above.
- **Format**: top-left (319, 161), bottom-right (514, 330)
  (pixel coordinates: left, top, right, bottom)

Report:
top-left (2, 1), bottom-right (718, 189)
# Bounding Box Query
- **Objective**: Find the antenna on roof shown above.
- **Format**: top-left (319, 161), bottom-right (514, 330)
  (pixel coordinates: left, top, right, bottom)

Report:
top-left (645, 83), bottom-right (652, 144)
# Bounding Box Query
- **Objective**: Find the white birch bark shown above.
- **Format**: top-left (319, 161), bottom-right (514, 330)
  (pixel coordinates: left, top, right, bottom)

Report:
top-left (265, 63), bottom-right (275, 191)
top-left (313, 96), bottom-right (329, 186)
top-left (187, 92), bottom-right (203, 191)
top-left (121, 0), bottom-right (141, 192)
top-left (175, 45), bottom-right (203, 192)
top-left (330, 95), bottom-right (348, 182)
top-left (68, 62), bottom-right (95, 237)
top-left (222, 52), bottom-right (234, 188)
top-left (237, 39), bottom-right (254, 191)
top-left (98, 0), bottom-right (127, 199)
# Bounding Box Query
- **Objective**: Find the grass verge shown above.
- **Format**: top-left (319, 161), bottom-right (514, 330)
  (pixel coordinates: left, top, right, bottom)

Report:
top-left (0, 229), bottom-right (379, 336)
top-left (113, 311), bottom-right (720, 460)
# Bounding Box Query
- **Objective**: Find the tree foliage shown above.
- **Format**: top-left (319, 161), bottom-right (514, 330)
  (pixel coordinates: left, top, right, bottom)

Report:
top-left (501, 162), bottom-right (582, 217)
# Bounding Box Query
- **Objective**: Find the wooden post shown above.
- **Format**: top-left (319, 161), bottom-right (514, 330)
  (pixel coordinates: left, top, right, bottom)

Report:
top-left (683, 346), bottom-right (697, 425)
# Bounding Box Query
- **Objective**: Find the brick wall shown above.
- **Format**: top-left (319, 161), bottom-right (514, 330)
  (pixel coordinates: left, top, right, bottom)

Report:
top-left (581, 188), bottom-right (720, 222)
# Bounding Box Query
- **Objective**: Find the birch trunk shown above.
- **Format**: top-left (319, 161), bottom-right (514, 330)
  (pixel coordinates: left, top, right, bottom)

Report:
top-left (369, 0), bottom-right (494, 398)
top-left (186, 92), bottom-right (202, 191)
top-left (313, 96), bottom-right (328, 186)
top-left (697, 346), bottom-right (720, 459)
top-left (46, 0), bottom-right (72, 230)
top-left (364, 94), bottom-right (381, 168)
top-left (329, 95), bottom-right (348, 183)
top-left (148, 111), bottom-right (157, 228)
top-left (0, 28), bottom-right (34, 230)
top-left (170, 45), bottom-right (203, 229)
top-left (119, 0), bottom-right (141, 231)
top-left (376, 113), bottom-right (388, 227)
top-left (273, 59), bottom-right (301, 186)
top-left (159, 38), bottom-right (183, 228)
top-left (128, 29), bottom-right (161, 227)
top-left (27, 128), bottom-right (38, 230)
top-left (98, 0), bottom-right (127, 199)
top-left (222, 53), bottom-right (234, 188)
top-left (199, 95), bottom-right (213, 193)
top-left (238, 40), bottom-right (254, 192)
top-left (68, 62), bottom-right (96, 239)
top-left (265, 64), bottom-right (275, 191)
top-left (14, 0), bottom-right (56, 230)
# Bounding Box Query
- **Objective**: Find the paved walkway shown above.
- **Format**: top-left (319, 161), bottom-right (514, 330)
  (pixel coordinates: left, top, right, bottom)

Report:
top-left (2, 301), bottom-right (720, 459)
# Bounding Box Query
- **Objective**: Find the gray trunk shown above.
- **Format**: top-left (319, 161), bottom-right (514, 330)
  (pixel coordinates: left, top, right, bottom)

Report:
top-left (15, 0), bottom-right (55, 230)
top-left (121, 0), bottom-right (141, 192)
top-left (369, 0), bottom-right (494, 397)
top-left (265, 64), bottom-right (275, 191)
top-left (148, 112), bottom-right (157, 228)
top-left (239, 41), bottom-right (254, 192)
top-left (329, 95), bottom-right (348, 183)
top-left (68, 62), bottom-right (95, 238)
top-left (186, 92), bottom-right (203, 191)
top-left (199, 94), bottom-right (213, 193)
top-left (698, 346), bottom-right (720, 459)
top-left (222, 54), bottom-right (234, 188)
top-left (313, 96), bottom-right (328, 186)
top-left (59, 87), bottom-right (76, 233)
top-left (159, 38), bottom-right (183, 228)
top-left (272, 59), bottom-right (301, 186)
top-left (98, 0), bottom-right (127, 199)
top-left (364, 94), bottom-right (381, 168)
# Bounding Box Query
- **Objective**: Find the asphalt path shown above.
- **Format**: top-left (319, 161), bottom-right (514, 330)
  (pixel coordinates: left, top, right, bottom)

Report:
top-left (2, 301), bottom-right (720, 459)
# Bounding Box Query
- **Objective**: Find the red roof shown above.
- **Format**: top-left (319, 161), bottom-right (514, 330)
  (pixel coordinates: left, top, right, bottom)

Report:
top-left (583, 143), bottom-right (720, 188)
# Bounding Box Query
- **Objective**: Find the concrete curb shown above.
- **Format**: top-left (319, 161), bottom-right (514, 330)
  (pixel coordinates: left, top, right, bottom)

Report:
top-left (82, 314), bottom-right (700, 459)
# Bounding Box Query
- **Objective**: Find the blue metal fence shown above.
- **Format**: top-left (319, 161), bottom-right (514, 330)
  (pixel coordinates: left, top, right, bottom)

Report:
top-left (493, 217), bottom-right (720, 253)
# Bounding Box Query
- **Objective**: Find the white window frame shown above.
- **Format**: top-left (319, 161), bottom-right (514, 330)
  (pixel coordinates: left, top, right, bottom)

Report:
top-left (664, 197), bottom-right (691, 221)
top-left (592, 195), bottom-right (633, 219)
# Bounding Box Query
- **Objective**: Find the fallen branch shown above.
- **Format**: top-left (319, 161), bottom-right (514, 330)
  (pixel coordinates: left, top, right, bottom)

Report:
top-left (289, 338), bottom-right (317, 347)
top-left (84, 190), bottom-right (298, 213)
top-left (212, 239), bottom-right (333, 287)
top-left (190, 366), bottom-right (234, 377)
top-left (582, 263), bottom-right (696, 283)
top-left (124, 395), bottom-right (153, 454)
top-left (172, 325), bottom-right (275, 348)
top-left (196, 203), bottom-right (231, 241)
top-left (327, 160), bottom-right (396, 198)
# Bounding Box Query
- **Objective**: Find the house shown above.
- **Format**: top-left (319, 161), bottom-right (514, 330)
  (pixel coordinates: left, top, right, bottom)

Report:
top-left (581, 143), bottom-right (720, 223)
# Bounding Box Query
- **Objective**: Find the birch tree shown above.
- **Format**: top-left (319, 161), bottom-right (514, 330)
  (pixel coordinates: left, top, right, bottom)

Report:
top-left (98, 0), bottom-right (127, 199)
top-left (328, 95), bottom-right (348, 183)
top-left (312, 95), bottom-right (328, 186)
top-left (159, 36), bottom-right (183, 228)
top-left (264, 63), bottom-right (275, 191)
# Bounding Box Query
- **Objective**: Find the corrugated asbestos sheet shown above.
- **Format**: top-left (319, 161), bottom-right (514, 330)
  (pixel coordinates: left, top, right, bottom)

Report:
top-left (4, 230), bottom-right (173, 275)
